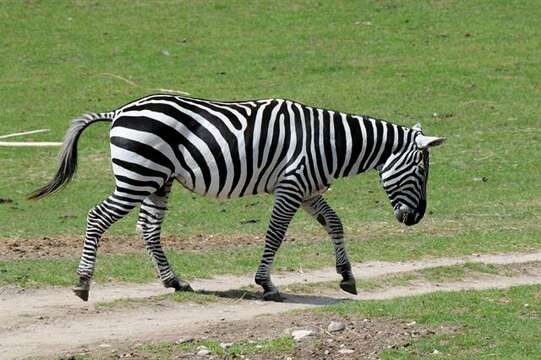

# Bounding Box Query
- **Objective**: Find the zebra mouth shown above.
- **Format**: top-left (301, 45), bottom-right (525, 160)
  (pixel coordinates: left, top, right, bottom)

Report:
top-left (394, 206), bottom-right (417, 226)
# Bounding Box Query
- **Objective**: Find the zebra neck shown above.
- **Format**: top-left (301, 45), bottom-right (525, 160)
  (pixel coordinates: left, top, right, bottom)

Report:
top-left (329, 112), bottom-right (412, 179)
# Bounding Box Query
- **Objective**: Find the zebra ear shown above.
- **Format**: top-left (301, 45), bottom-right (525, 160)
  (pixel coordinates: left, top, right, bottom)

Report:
top-left (416, 135), bottom-right (446, 149)
top-left (412, 123), bottom-right (423, 132)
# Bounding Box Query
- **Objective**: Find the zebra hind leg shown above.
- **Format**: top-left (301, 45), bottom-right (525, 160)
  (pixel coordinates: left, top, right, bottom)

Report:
top-left (74, 191), bottom-right (138, 301)
top-left (303, 195), bottom-right (357, 295)
top-left (136, 180), bottom-right (192, 292)
top-left (255, 183), bottom-right (303, 301)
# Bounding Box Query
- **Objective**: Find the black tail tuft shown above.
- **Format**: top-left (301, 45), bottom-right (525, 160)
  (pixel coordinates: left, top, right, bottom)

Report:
top-left (28, 112), bottom-right (113, 200)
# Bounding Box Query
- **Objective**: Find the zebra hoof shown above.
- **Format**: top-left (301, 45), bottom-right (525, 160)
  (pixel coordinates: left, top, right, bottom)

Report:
top-left (73, 288), bottom-right (89, 301)
top-left (166, 278), bottom-right (194, 292)
top-left (174, 282), bottom-right (194, 292)
top-left (73, 278), bottom-right (90, 301)
top-left (263, 289), bottom-right (283, 302)
top-left (340, 278), bottom-right (358, 295)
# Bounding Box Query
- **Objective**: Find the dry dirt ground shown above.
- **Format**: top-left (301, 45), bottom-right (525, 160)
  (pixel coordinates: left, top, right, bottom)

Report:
top-left (0, 234), bottom-right (269, 260)
top-left (87, 312), bottom-right (448, 360)
top-left (2, 250), bottom-right (541, 359)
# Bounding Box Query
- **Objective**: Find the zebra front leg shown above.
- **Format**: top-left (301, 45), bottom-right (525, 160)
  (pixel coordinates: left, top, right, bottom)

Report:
top-left (137, 181), bottom-right (192, 292)
top-left (255, 184), bottom-right (302, 301)
top-left (74, 192), bottom-right (138, 301)
top-left (303, 195), bottom-right (357, 295)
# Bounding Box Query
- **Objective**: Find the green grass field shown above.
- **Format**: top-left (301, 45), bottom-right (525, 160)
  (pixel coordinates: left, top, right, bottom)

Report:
top-left (1, 0), bottom-right (540, 286)
top-left (1, 3), bottom-right (540, 358)
top-left (1, 0), bottom-right (539, 243)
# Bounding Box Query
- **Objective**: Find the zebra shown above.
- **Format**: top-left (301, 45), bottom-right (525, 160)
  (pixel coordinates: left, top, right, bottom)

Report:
top-left (29, 94), bottom-right (445, 302)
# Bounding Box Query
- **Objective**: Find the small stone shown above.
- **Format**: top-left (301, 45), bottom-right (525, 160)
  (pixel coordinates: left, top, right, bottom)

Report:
top-left (176, 337), bottom-right (194, 344)
top-left (406, 321), bottom-right (417, 327)
top-left (524, 303), bottom-right (529, 307)
top-left (197, 349), bottom-right (211, 356)
top-left (161, 49), bottom-right (171, 56)
top-left (433, 349), bottom-right (440, 354)
top-left (327, 321), bottom-right (346, 332)
top-left (324, 350), bottom-right (330, 355)
top-left (338, 349), bottom-right (355, 354)
top-left (291, 329), bottom-right (314, 341)
top-left (220, 342), bottom-right (233, 349)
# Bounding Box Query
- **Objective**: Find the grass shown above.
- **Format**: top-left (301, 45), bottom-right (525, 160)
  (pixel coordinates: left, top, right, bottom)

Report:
top-left (0, 0), bottom-right (539, 247)
top-left (2, 3), bottom-right (539, 358)
top-left (323, 285), bottom-right (541, 359)
top-left (420, 262), bottom-right (513, 283)
top-left (283, 262), bottom-right (528, 294)
top-left (1, 1), bottom-right (540, 290)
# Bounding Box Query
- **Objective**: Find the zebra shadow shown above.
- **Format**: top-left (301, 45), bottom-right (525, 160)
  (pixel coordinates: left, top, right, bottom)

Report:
top-left (194, 288), bottom-right (350, 306)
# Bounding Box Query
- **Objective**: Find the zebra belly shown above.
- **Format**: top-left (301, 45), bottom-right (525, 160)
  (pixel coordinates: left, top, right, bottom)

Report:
top-left (173, 160), bottom-right (277, 199)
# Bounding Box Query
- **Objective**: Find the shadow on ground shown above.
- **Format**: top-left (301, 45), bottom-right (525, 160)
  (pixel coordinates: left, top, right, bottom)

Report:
top-left (195, 288), bottom-right (350, 306)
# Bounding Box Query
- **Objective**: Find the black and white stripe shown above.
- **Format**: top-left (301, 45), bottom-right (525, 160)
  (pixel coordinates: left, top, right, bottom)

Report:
top-left (30, 94), bottom-right (444, 301)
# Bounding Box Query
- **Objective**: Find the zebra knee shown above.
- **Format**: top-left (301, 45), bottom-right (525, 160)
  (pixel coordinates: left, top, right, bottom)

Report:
top-left (330, 223), bottom-right (344, 239)
top-left (85, 206), bottom-right (109, 234)
top-left (326, 211), bottom-right (344, 238)
top-left (87, 206), bottom-right (99, 222)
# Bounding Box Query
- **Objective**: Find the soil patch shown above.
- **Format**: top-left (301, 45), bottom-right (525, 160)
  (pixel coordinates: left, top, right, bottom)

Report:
top-left (70, 312), bottom-right (450, 360)
top-left (0, 234), bottom-right (274, 260)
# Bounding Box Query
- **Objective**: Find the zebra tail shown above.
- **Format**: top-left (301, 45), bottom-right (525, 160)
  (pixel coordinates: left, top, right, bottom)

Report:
top-left (28, 112), bottom-right (115, 200)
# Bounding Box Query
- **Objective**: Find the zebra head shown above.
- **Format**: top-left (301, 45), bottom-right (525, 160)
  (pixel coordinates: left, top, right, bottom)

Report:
top-left (378, 123), bottom-right (445, 226)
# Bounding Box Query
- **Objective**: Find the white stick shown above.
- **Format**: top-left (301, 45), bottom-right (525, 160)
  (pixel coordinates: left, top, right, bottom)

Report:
top-left (99, 72), bottom-right (139, 87)
top-left (0, 129), bottom-right (50, 140)
top-left (0, 141), bottom-right (63, 147)
top-left (155, 88), bottom-right (191, 95)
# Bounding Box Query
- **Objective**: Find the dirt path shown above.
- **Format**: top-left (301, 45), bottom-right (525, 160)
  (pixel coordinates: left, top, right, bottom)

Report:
top-left (2, 250), bottom-right (541, 359)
